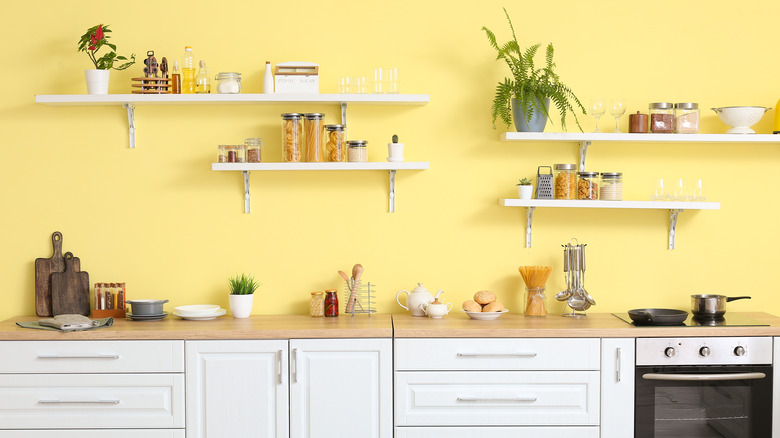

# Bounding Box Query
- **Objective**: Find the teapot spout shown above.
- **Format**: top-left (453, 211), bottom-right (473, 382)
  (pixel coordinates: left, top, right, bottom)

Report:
top-left (433, 289), bottom-right (444, 300)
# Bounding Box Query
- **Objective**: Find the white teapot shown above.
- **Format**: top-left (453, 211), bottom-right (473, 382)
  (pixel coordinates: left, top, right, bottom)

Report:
top-left (396, 283), bottom-right (439, 317)
top-left (420, 297), bottom-right (453, 319)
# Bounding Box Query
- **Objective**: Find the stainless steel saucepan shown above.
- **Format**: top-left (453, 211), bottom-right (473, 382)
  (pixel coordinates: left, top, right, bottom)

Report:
top-left (690, 294), bottom-right (750, 318)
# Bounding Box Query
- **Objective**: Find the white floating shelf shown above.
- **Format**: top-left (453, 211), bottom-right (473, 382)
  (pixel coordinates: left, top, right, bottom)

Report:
top-left (214, 162), bottom-right (429, 213)
top-left (500, 132), bottom-right (780, 143)
top-left (498, 198), bottom-right (720, 250)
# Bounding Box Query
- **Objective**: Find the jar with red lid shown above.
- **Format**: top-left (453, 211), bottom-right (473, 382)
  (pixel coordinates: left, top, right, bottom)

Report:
top-left (324, 290), bottom-right (339, 317)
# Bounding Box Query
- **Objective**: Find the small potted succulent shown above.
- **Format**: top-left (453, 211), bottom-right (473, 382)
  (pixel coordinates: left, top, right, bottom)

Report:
top-left (387, 134), bottom-right (404, 162)
top-left (227, 273), bottom-right (260, 318)
top-left (77, 24), bottom-right (135, 94)
top-left (517, 177), bottom-right (534, 199)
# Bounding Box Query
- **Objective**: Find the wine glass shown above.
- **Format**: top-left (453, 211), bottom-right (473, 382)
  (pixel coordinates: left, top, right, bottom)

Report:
top-left (610, 99), bottom-right (626, 132)
top-left (590, 99), bottom-right (606, 132)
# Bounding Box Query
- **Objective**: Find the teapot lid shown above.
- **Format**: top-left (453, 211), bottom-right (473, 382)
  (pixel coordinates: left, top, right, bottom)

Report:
top-left (431, 297), bottom-right (442, 305)
top-left (411, 283), bottom-right (430, 293)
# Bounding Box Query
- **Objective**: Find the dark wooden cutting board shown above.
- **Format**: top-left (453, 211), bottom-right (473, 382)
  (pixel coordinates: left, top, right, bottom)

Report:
top-left (34, 232), bottom-right (80, 316)
top-left (51, 252), bottom-right (90, 316)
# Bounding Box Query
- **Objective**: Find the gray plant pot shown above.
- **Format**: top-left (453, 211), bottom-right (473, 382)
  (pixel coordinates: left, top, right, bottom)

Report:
top-left (512, 97), bottom-right (550, 132)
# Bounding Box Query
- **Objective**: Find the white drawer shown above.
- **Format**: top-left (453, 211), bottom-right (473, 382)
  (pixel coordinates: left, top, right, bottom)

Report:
top-left (395, 426), bottom-right (599, 438)
top-left (0, 341), bottom-right (184, 373)
top-left (0, 430), bottom-right (184, 437)
top-left (394, 338), bottom-right (600, 370)
top-left (0, 374), bottom-right (184, 429)
top-left (395, 371), bottom-right (600, 426)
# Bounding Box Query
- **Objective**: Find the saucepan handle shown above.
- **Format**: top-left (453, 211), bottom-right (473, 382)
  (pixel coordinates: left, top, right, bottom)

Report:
top-left (726, 296), bottom-right (751, 302)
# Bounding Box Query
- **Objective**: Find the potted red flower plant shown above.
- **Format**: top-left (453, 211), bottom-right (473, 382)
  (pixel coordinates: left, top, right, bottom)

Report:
top-left (77, 24), bottom-right (135, 94)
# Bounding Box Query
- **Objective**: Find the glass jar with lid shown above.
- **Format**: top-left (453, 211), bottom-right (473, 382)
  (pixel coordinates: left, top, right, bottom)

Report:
top-left (310, 292), bottom-right (324, 317)
top-left (325, 124), bottom-right (346, 162)
top-left (674, 103), bottom-right (700, 134)
top-left (599, 172), bottom-right (623, 200)
top-left (553, 163), bottom-right (577, 199)
top-left (217, 145), bottom-right (229, 163)
top-left (649, 102), bottom-right (674, 133)
top-left (281, 113), bottom-right (303, 162)
top-left (577, 171), bottom-right (599, 200)
top-left (347, 140), bottom-right (368, 162)
top-left (215, 72), bottom-right (241, 94)
top-left (304, 113), bottom-right (325, 162)
top-left (245, 138), bottom-right (262, 163)
top-left (234, 144), bottom-right (246, 163)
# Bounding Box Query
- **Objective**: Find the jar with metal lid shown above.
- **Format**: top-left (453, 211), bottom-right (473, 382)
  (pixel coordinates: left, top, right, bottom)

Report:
top-left (674, 103), bottom-right (700, 134)
top-left (649, 102), bottom-right (674, 133)
top-left (325, 124), bottom-right (346, 162)
top-left (310, 292), bottom-right (324, 317)
top-left (226, 145), bottom-right (237, 163)
top-left (281, 113), bottom-right (303, 162)
top-left (217, 145), bottom-right (229, 163)
top-left (347, 140), bottom-right (368, 162)
top-left (599, 172), bottom-right (623, 200)
top-left (304, 113), bottom-right (325, 162)
top-left (324, 290), bottom-right (339, 317)
top-left (215, 72), bottom-right (241, 94)
top-left (245, 138), bottom-right (262, 163)
top-left (577, 171), bottom-right (599, 200)
top-left (553, 164), bottom-right (577, 199)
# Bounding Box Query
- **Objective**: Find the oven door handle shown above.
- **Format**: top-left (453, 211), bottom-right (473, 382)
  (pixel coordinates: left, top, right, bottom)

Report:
top-left (642, 372), bottom-right (766, 381)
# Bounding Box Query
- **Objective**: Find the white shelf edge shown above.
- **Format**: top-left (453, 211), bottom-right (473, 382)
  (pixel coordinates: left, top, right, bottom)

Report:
top-left (500, 132), bottom-right (780, 143)
top-left (212, 162), bottom-right (430, 171)
top-left (35, 93), bottom-right (430, 106)
top-left (498, 199), bottom-right (720, 210)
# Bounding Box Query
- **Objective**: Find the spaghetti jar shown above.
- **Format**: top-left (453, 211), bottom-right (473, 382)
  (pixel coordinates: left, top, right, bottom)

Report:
top-left (577, 171), bottom-right (599, 200)
top-left (304, 113), bottom-right (325, 162)
top-left (599, 172), bottom-right (623, 200)
top-left (324, 290), bottom-right (339, 317)
top-left (674, 102), bottom-right (700, 134)
top-left (347, 140), bottom-right (368, 162)
top-left (310, 292), bottom-right (324, 317)
top-left (649, 102), bottom-right (674, 133)
top-left (325, 124), bottom-right (346, 162)
top-left (524, 287), bottom-right (547, 317)
top-left (553, 164), bottom-right (577, 199)
top-left (281, 113), bottom-right (303, 162)
top-left (245, 138), bottom-right (262, 163)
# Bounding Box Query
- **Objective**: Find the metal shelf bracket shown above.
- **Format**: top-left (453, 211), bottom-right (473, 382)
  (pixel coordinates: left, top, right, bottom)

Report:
top-left (340, 102), bottom-right (347, 125)
top-left (123, 103), bottom-right (136, 148)
top-left (525, 206), bottom-right (536, 248)
top-left (243, 171), bottom-right (251, 214)
top-left (389, 170), bottom-right (396, 213)
top-left (578, 141), bottom-right (591, 170)
top-left (668, 208), bottom-right (683, 250)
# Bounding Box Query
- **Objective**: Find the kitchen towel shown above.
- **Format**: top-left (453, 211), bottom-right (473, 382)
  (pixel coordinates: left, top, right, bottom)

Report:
top-left (16, 314), bottom-right (113, 331)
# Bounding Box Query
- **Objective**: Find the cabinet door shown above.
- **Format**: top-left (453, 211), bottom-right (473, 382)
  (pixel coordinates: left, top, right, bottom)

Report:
top-left (600, 338), bottom-right (634, 438)
top-left (774, 338), bottom-right (780, 438)
top-left (186, 340), bottom-right (288, 438)
top-left (290, 338), bottom-right (392, 438)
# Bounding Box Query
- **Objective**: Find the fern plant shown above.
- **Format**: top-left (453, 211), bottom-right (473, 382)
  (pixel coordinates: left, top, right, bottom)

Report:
top-left (482, 8), bottom-right (585, 131)
top-left (228, 273), bottom-right (260, 295)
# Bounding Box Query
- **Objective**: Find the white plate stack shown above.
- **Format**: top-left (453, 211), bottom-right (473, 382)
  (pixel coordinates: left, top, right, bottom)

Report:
top-left (173, 304), bottom-right (226, 320)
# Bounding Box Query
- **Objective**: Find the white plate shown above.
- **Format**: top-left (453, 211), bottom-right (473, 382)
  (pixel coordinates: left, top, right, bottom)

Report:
top-left (462, 309), bottom-right (509, 320)
top-left (173, 308), bottom-right (226, 320)
top-left (174, 304), bottom-right (222, 316)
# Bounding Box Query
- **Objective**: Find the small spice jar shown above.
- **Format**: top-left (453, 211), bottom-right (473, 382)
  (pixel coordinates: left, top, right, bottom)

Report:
top-left (245, 138), bottom-right (262, 163)
top-left (233, 144), bottom-right (246, 163)
top-left (304, 113), bottom-right (325, 162)
top-left (324, 290), bottom-right (339, 317)
top-left (649, 102), bottom-right (674, 133)
top-left (599, 172), bottom-right (623, 200)
top-left (310, 292), bottom-right (324, 317)
top-left (226, 145), bottom-right (237, 163)
top-left (577, 171), bottom-right (599, 200)
top-left (215, 72), bottom-right (242, 94)
top-left (553, 164), bottom-right (577, 199)
top-left (281, 113), bottom-right (303, 162)
top-left (217, 145), bottom-right (229, 163)
top-left (325, 124), bottom-right (346, 162)
top-left (347, 140), bottom-right (368, 162)
top-left (674, 103), bottom-right (700, 134)
top-left (524, 287), bottom-right (547, 317)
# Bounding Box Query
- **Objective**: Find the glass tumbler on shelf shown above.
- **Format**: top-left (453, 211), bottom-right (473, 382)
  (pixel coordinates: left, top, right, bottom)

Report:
top-left (672, 178), bottom-right (688, 201)
top-left (652, 178), bottom-right (670, 201)
top-left (689, 179), bottom-right (706, 201)
top-left (281, 113), bottom-right (303, 162)
top-left (525, 287), bottom-right (547, 317)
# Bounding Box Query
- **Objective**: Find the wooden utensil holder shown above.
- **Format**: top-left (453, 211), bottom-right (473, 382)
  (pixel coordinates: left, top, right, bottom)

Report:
top-left (131, 77), bottom-right (172, 94)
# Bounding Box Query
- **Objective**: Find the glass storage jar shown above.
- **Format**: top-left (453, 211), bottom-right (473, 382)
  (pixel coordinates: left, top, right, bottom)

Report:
top-left (217, 145), bottom-right (229, 163)
top-left (233, 144), bottom-right (246, 163)
top-left (553, 163), bottom-right (577, 199)
top-left (324, 290), bottom-right (339, 317)
top-left (245, 138), bottom-right (262, 163)
top-left (304, 113), bottom-right (325, 162)
top-left (325, 124), bottom-right (346, 162)
top-left (347, 140), bottom-right (368, 162)
top-left (215, 72), bottom-right (241, 94)
top-left (524, 287), bottom-right (547, 317)
top-left (577, 171), bottom-right (599, 200)
top-left (649, 102), bottom-right (674, 133)
top-left (281, 113), bottom-right (303, 162)
top-left (310, 292), bottom-right (324, 317)
top-left (675, 102), bottom-right (700, 134)
top-left (599, 172), bottom-right (623, 200)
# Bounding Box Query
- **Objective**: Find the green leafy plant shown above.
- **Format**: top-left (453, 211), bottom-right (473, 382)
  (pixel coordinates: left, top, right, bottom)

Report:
top-left (482, 8), bottom-right (585, 131)
top-left (228, 273), bottom-right (260, 295)
top-left (77, 24), bottom-right (135, 70)
top-left (517, 177), bottom-right (532, 186)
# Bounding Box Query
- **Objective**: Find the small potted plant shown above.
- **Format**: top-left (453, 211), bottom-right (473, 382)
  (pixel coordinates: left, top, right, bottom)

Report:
top-left (517, 177), bottom-right (534, 199)
top-left (227, 273), bottom-right (260, 318)
top-left (77, 24), bottom-right (135, 94)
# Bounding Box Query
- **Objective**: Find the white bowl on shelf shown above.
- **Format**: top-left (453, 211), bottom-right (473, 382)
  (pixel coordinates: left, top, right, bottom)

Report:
top-left (711, 106), bottom-right (770, 134)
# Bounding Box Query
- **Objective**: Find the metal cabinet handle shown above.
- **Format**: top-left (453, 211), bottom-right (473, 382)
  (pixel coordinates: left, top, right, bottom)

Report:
top-left (277, 349), bottom-right (284, 384)
top-left (457, 396), bottom-right (537, 402)
top-left (38, 354), bottom-right (120, 359)
top-left (39, 399), bottom-right (120, 404)
top-left (292, 348), bottom-right (298, 383)
top-left (616, 347), bottom-right (622, 383)
top-left (456, 352), bottom-right (537, 358)
top-left (643, 372), bottom-right (766, 381)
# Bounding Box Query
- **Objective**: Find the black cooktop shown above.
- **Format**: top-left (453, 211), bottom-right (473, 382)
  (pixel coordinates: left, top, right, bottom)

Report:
top-left (612, 313), bottom-right (769, 327)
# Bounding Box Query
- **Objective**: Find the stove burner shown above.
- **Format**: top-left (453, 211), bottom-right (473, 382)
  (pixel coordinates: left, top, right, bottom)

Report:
top-left (613, 312), bottom-right (768, 327)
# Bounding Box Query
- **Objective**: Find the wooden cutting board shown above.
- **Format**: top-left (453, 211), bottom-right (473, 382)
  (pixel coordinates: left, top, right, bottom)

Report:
top-left (51, 252), bottom-right (90, 316)
top-left (34, 232), bottom-right (80, 317)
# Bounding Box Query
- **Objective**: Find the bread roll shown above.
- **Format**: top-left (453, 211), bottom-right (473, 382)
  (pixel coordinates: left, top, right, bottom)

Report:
top-left (473, 290), bottom-right (496, 305)
top-left (462, 300), bottom-right (482, 312)
top-left (482, 302), bottom-right (505, 312)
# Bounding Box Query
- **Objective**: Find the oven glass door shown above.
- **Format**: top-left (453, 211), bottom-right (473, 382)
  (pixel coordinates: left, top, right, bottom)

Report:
top-left (635, 365), bottom-right (772, 438)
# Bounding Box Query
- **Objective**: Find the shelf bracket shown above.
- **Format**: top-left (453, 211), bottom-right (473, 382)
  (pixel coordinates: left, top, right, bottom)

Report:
top-left (123, 103), bottom-right (136, 148)
top-left (243, 171), bottom-right (251, 214)
top-left (668, 208), bottom-right (683, 250)
top-left (340, 102), bottom-right (347, 126)
top-left (525, 206), bottom-right (536, 248)
top-left (389, 170), bottom-right (396, 213)
top-left (578, 141), bottom-right (591, 171)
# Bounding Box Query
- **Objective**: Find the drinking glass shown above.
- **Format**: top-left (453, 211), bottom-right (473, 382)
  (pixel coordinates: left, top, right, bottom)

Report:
top-left (672, 178), bottom-right (688, 201)
top-left (689, 179), bottom-right (706, 201)
top-left (651, 178), bottom-right (669, 201)
top-left (610, 98), bottom-right (626, 132)
top-left (385, 67), bottom-right (398, 94)
top-left (590, 99), bottom-right (606, 132)
top-left (338, 76), bottom-right (351, 94)
top-left (372, 68), bottom-right (384, 94)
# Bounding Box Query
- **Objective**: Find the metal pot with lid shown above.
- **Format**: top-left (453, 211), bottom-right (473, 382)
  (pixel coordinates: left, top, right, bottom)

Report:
top-left (690, 294), bottom-right (750, 318)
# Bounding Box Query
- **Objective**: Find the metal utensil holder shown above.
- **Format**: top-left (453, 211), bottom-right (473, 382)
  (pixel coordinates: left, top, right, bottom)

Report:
top-left (536, 166), bottom-right (554, 199)
top-left (343, 280), bottom-right (377, 317)
top-left (560, 239), bottom-right (593, 318)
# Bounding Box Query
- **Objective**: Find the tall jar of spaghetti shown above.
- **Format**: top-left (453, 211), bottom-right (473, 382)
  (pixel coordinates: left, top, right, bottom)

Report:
top-left (281, 113), bottom-right (303, 162)
top-left (325, 124), bottom-right (346, 162)
top-left (304, 113), bottom-right (325, 162)
top-left (553, 164), bottom-right (577, 199)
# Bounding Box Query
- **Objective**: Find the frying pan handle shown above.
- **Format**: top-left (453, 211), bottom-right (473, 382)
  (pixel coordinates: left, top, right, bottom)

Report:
top-left (634, 310), bottom-right (654, 322)
top-left (726, 296), bottom-right (751, 302)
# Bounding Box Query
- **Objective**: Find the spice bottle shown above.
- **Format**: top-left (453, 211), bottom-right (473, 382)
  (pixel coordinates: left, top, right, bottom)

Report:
top-left (347, 140), bottom-right (368, 162)
top-left (325, 124), bottom-right (346, 162)
top-left (245, 138), bottom-right (262, 163)
top-left (577, 171), bottom-right (599, 200)
top-left (600, 172), bottom-right (623, 200)
top-left (281, 113), bottom-right (303, 162)
top-left (553, 164), bottom-right (577, 199)
top-left (324, 290), bottom-right (339, 317)
top-left (674, 103), bottom-right (700, 134)
top-left (304, 113), bottom-right (325, 162)
top-left (310, 292), bottom-right (324, 317)
top-left (649, 103), bottom-right (674, 133)
top-left (171, 61), bottom-right (181, 94)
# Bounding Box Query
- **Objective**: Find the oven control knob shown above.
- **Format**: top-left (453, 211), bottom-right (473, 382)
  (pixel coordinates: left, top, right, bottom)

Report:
top-left (734, 346), bottom-right (746, 356)
top-left (699, 347), bottom-right (711, 357)
top-left (664, 347), bottom-right (676, 357)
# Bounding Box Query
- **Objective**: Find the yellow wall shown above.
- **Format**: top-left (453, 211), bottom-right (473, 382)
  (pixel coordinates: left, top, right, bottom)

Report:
top-left (2, 0), bottom-right (779, 321)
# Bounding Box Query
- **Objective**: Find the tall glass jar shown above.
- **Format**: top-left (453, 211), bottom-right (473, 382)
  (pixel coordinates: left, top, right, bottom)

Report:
top-left (554, 164), bottom-right (577, 199)
top-left (649, 102), bottom-right (674, 133)
top-left (600, 172), bottom-right (623, 200)
top-left (310, 292), bottom-right (324, 317)
top-left (325, 124), bottom-right (346, 162)
top-left (234, 144), bottom-right (246, 163)
top-left (227, 145), bottom-right (237, 163)
top-left (281, 113), bottom-right (303, 162)
top-left (245, 138), bottom-right (262, 163)
top-left (217, 145), bottom-right (228, 163)
top-left (324, 290), bottom-right (339, 317)
top-left (674, 102), bottom-right (700, 134)
top-left (347, 140), bottom-right (368, 162)
top-left (524, 287), bottom-right (547, 317)
top-left (304, 113), bottom-right (325, 162)
top-left (577, 171), bottom-right (599, 200)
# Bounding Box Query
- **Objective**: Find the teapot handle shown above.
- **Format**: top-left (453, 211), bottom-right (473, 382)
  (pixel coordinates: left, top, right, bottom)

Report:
top-left (396, 290), bottom-right (410, 311)
top-left (419, 302), bottom-right (428, 314)
top-left (445, 302), bottom-right (453, 313)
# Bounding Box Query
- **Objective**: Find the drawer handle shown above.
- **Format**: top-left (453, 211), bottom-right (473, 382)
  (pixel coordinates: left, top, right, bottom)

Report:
top-left (38, 354), bottom-right (120, 359)
top-left (456, 352), bottom-right (537, 358)
top-left (39, 399), bottom-right (120, 404)
top-left (457, 396), bottom-right (537, 402)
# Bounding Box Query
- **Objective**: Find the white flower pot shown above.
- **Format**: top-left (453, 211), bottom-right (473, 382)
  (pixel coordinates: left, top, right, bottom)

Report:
top-left (85, 69), bottom-right (110, 95)
top-left (387, 142), bottom-right (404, 162)
top-left (228, 294), bottom-right (254, 318)
top-left (518, 185), bottom-right (534, 199)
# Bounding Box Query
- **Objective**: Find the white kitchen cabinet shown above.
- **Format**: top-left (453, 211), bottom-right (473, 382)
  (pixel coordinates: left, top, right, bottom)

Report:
top-left (0, 431), bottom-right (185, 438)
top-left (394, 426), bottom-right (599, 438)
top-left (290, 338), bottom-right (392, 438)
top-left (774, 337), bottom-right (780, 438)
top-left (185, 340), bottom-right (289, 438)
top-left (600, 338), bottom-right (635, 438)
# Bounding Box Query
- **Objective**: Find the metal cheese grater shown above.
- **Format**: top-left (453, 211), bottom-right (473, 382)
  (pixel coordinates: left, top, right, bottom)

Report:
top-left (536, 166), bottom-right (553, 199)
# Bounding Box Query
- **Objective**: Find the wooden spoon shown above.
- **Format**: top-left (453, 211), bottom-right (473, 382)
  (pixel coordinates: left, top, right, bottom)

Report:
top-left (346, 264), bottom-right (364, 313)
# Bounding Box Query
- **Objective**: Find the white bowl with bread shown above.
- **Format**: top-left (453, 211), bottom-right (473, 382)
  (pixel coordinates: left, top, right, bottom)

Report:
top-left (462, 290), bottom-right (508, 320)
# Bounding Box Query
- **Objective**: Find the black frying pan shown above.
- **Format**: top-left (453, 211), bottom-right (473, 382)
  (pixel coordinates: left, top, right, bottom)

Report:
top-left (628, 308), bottom-right (688, 326)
